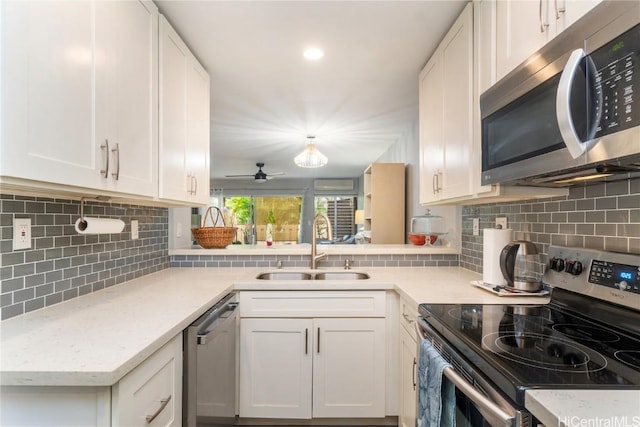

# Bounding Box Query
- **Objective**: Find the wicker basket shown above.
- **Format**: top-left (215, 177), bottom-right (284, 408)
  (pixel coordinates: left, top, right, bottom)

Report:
top-left (191, 207), bottom-right (237, 249)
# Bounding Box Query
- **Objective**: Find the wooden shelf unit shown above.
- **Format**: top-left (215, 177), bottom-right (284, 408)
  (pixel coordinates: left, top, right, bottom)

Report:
top-left (363, 163), bottom-right (405, 244)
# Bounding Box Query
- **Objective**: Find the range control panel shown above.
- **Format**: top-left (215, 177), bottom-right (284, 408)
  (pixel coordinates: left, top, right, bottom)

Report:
top-left (589, 259), bottom-right (640, 294)
top-left (544, 246), bottom-right (640, 308)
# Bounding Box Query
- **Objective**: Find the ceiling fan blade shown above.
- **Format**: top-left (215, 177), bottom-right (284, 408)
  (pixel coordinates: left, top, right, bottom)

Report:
top-left (224, 174), bottom-right (254, 178)
top-left (267, 172), bottom-right (285, 176)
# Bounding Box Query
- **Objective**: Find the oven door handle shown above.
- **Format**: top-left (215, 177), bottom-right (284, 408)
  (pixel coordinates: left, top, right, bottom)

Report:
top-left (416, 320), bottom-right (515, 427)
top-left (556, 48), bottom-right (587, 160)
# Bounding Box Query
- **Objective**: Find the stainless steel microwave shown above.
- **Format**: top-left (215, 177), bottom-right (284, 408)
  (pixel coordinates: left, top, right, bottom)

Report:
top-left (480, 1), bottom-right (640, 186)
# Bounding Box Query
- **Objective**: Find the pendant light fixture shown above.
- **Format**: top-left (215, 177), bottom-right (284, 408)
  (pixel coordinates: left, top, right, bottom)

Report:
top-left (294, 136), bottom-right (328, 168)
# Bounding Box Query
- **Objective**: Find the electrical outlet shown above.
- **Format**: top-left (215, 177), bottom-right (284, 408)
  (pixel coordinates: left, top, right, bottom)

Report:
top-left (13, 218), bottom-right (32, 250)
top-left (472, 218), bottom-right (480, 236)
top-left (131, 220), bottom-right (139, 240)
top-left (496, 217), bottom-right (508, 229)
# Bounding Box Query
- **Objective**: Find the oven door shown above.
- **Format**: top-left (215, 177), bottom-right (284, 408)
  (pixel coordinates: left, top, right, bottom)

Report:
top-left (416, 318), bottom-right (532, 427)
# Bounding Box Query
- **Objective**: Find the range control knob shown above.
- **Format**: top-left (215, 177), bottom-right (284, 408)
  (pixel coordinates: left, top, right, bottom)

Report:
top-left (549, 257), bottom-right (565, 272)
top-left (618, 281), bottom-right (629, 291)
top-left (565, 260), bottom-right (583, 276)
top-left (571, 261), bottom-right (583, 276)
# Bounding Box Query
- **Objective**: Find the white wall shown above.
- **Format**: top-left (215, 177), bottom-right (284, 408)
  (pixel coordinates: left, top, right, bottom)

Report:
top-left (374, 119), bottom-right (461, 247)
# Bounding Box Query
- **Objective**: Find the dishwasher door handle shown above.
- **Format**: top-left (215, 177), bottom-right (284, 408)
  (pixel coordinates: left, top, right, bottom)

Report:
top-left (196, 301), bottom-right (238, 345)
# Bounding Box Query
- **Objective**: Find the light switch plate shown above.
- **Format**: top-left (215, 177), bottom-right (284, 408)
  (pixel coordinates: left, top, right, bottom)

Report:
top-left (13, 218), bottom-right (32, 250)
top-left (131, 220), bottom-right (139, 240)
top-left (496, 217), bottom-right (508, 229)
top-left (472, 218), bottom-right (480, 236)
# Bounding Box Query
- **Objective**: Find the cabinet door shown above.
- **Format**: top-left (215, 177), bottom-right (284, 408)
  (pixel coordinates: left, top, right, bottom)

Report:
top-left (159, 16), bottom-right (189, 202)
top-left (239, 318), bottom-right (313, 419)
top-left (418, 55), bottom-right (444, 204)
top-left (472, 0), bottom-right (498, 195)
top-left (185, 58), bottom-right (211, 205)
top-left (555, 0), bottom-right (602, 34)
top-left (496, 0), bottom-right (551, 81)
top-left (159, 16), bottom-right (211, 204)
top-left (95, 0), bottom-right (158, 197)
top-left (312, 318), bottom-right (385, 418)
top-left (1, 1), bottom-right (102, 189)
top-left (1, 0), bottom-right (157, 197)
top-left (440, 3), bottom-right (473, 200)
top-left (399, 325), bottom-right (418, 427)
top-left (112, 334), bottom-right (182, 427)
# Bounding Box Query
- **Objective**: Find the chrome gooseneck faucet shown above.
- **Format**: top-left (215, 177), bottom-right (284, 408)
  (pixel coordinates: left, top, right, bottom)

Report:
top-left (311, 214), bottom-right (331, 269)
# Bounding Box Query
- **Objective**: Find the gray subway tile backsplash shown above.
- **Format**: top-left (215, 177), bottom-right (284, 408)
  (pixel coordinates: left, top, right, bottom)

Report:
top-left (461, 178), bottom-right (639, 273)
top-left (3, 178), bottom-right (638, 320)
top-left (1, 195), bottom-right (169, 320)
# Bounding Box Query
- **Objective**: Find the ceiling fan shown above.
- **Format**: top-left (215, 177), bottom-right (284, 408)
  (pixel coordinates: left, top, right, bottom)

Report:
top-left (224, 162), bottom-right (285, 183)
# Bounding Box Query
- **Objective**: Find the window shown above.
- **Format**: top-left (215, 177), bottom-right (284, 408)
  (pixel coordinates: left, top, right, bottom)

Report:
top-left (224, 196), bottom-right (303, 244)
top-left (314, 196), bottom-right (357, 241)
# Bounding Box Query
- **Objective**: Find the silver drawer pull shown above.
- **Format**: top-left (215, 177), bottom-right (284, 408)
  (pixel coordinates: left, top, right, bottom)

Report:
top-left (402, 313), bottom-right (415, 325)
top-left (146, 395), bottom-right (171, 423)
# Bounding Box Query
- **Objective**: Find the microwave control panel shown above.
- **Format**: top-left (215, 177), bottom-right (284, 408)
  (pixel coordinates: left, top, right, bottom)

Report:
top-left (590, 24), bottom-right (639, 137)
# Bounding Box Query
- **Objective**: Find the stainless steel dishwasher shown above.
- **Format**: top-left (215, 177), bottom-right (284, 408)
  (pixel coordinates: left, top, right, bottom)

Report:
top-left (184, 293), bottom-right (239, 427)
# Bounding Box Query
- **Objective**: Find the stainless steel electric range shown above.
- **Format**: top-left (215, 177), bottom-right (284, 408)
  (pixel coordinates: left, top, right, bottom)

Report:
top-left (417, 245), bottom-right (640, 426)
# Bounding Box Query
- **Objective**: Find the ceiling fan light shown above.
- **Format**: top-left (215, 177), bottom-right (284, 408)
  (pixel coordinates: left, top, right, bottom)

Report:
top-left (294, 137), bottom-right (328, 168)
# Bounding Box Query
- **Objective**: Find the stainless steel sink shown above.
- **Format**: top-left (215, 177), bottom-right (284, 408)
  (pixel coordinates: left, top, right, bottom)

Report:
top-left (255, 272), bottom-right (313, 280)
top-left (313, 272), bottom-right (370, 280)
top-left (255, 271), bottom-right (370, 280)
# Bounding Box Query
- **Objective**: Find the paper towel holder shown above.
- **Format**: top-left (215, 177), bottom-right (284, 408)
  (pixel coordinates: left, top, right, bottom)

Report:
top-left (77, 196), bottom-right (112, 231)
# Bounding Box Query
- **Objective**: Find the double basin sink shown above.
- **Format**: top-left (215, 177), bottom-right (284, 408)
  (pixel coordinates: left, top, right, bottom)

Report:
top-left (256, 271), bottom-right (370, 280)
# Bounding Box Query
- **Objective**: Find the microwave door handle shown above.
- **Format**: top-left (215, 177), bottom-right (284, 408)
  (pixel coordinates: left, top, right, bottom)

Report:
top-left (556, 48), bottom-right (587, 159)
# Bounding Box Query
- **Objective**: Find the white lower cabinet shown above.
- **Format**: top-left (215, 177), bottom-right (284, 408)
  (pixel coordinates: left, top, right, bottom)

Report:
top-left (0, 334), bottom-right (182, 427)
top-left (238, 291), bottom-right (387, 420)
top-left (398, 299), bottom-right (418, 427)
top-left (112, 333), bottom-right (183, 426)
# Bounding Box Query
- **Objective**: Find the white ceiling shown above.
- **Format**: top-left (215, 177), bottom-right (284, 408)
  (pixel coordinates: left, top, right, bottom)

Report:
top-left (155, 1), bottom-right (468, 181)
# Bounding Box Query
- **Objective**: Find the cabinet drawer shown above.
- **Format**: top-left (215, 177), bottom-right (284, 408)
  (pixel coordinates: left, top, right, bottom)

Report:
top-left (240, 291), bottom-right (386, 318)
top-left (112, 334), bottom-right (182, 427)
top-left (399, 298), bottom-right (418, 336)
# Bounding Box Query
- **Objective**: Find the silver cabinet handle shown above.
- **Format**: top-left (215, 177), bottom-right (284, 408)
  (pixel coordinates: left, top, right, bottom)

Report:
top-left (100, 140), bottom-right (110, 178)
top-left (432, 172), bottom-right (438, 194)
top-left (146, 395), bottom-right (171, 423)
top-left (111, 143), bottom-right (120, 180)
top-left (556, 48), bottom-right (587, 159)
top-left (402, 313), bottom-right (415, 326)
top-left (412, 357), bottom-right (417, 391)
top-left (317, 327), bottom-right (320, 353)
top-left (193, 175), bottom-right (198, 196)
top-left (539, 0), bottom-right (549, 32)
top-left (305, 328), bottom-right (308, 354)
top-left (554, 0), bottom-right (565, 19)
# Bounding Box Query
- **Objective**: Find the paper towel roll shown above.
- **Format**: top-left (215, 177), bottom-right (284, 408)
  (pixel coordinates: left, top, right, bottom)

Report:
top-left (483, 228), bottom-right (513, 286)
top-left (75, 217), bottom-right (125, 235)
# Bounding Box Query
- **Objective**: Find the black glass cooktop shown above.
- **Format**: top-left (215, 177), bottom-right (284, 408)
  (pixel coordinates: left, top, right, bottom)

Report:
top-left (418, 288), bottom-right (640, 405)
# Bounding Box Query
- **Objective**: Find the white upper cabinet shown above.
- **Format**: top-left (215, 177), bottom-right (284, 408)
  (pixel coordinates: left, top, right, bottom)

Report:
top-left (95, 0), bottom-right (158, 197)
top-left (159, 15), bottom-right (211, 205)
top-left (1, 0), bottom-right (158, 198)
top-left (419, 3), bottom-right (473, 204)
top-left (496, 0), bottom-right (601, 80)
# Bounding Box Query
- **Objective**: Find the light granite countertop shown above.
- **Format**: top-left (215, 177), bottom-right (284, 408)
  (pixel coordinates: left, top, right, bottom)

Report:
top-left (169, 243), bottom-right (461, 256)
top-left (1, 266), bottom-right (637, 425)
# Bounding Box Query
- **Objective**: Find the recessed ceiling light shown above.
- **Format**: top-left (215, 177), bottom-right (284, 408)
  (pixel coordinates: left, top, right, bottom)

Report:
top-left (303, 47), bottom-right (324, 61)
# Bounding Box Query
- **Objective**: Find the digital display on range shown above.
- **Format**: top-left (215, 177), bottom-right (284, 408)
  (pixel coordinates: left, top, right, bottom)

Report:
top-left (619, 270), bottom-right (636, 281)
